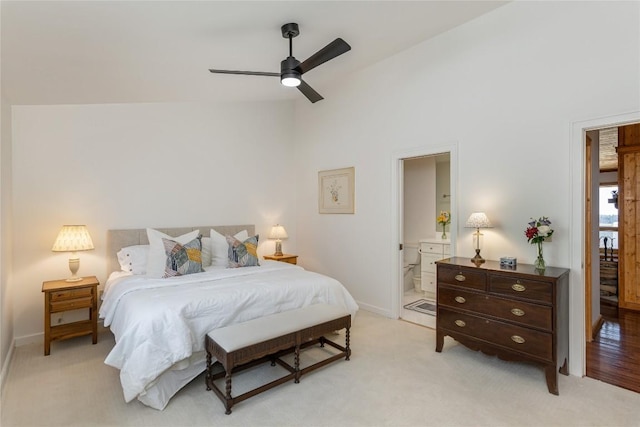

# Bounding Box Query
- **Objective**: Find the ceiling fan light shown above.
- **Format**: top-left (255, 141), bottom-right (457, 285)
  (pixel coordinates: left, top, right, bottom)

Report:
top-left (281, 73), bottom-right (301, 87)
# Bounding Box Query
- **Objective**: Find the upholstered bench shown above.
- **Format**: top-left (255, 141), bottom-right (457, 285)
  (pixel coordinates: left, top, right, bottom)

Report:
top-left (205, 303), bottom-right (351, 414)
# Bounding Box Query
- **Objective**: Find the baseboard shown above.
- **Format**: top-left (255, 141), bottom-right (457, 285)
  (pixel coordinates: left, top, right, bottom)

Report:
top-left (0, 337), bottom-right (15, 398)
top-left (356, 301), bottom-right (391, 318)
top-left (14, 332), bottom-right (42, 347)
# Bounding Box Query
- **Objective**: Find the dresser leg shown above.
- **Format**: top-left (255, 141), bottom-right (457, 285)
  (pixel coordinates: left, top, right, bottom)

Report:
top-left (544, 364), bottom-right (559, 395)
top-left (559, 358), bottom-right (569, 376)
top-left (435, 331), bottom-right (444, 352)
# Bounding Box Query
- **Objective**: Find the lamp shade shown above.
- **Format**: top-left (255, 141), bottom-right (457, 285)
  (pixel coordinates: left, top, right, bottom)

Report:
top-left (52, 225), bottom-right (95, 252)
top-left (465, 212), bottom-right (492, 229)
top-left (268, 225), bottom-right (288, 240)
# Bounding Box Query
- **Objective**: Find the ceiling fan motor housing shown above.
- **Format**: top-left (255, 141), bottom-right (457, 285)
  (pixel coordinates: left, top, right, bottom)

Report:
top-left (280, 56), bottom-right (301, 87)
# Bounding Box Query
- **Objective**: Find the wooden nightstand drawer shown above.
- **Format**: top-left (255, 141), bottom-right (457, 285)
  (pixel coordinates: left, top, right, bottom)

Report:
top-left (50, 287), bottom-right (93, 301)
top-left (51, 297), bottom-right (93, 312)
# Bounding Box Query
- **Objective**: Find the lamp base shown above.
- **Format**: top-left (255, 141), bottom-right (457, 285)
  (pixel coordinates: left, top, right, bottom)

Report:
top-left (67, 256), bottom-right (82, 282)
top-left (471, 249), bottom-right (485, 265)
top-left (273, 241), bottom-right (283, 257)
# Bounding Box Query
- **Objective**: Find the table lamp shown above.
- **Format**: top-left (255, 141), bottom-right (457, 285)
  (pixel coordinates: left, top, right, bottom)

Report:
top-left (52, 225), bottom-right (95, 281)
top-left (268, 224), bottom-right (288, 256)
top-left (464, 212), bottom-right (492, 264)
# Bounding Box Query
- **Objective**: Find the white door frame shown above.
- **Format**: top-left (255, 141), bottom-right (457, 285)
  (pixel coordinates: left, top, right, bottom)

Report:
top-left (569, 110), bottom-right (640, 376)
top-left (390, 143), bottom-right (458, 319)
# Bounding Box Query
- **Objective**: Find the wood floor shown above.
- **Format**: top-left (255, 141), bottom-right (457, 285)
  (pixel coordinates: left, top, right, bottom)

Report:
top-left (586, 303), bottom-right (640, 393)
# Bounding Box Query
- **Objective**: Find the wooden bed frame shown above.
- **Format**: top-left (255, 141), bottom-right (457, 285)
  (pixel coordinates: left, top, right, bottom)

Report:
top-left (106, 225), bottom-right (255, 275)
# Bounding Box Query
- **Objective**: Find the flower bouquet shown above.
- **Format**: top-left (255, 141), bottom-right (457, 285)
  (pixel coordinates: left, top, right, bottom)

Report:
top-left (525, 216), bottom-right (554, 270)
top-left (437, 211), bottom-right (451, 239)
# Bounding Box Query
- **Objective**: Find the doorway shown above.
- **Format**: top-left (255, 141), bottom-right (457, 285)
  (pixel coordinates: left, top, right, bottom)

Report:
top-left (390, 144), bottom-right (457, 324)
top-left (584, 120), bottom-right (640, 390)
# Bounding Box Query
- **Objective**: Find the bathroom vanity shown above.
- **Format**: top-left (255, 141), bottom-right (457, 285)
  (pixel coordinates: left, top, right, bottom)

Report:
top-left (419, 238), bottom-right (451, 299)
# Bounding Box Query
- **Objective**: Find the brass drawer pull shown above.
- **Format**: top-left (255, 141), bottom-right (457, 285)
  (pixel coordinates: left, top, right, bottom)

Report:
top-left (511, 308), bottom-right (525, 317)
top-left (511, 335), bottom-right (525, 344)
top-left (511, 283), bottom-right (526, 292)
top-left (454, 296), bottom-right (466, 304)
top-left (454, 320), bottom-right (466, 327)
top-left (455, 274), bottom-right (466, 282)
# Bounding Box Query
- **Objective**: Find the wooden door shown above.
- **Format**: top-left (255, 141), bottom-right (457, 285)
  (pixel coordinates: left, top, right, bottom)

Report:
top-left (617, 124), bottom-right (640, 311)
top-left (585, 134), bottom-right (593, 340)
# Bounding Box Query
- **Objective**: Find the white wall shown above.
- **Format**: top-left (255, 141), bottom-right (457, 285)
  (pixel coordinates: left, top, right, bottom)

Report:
top-left (1, 96), bottom-right (14, 393)
top-left (403, 156), bottom-right (436, 243)
top-left (11, 101), bottom-right (295, 341)
top-left (293, 0), bottom-right (640, 370)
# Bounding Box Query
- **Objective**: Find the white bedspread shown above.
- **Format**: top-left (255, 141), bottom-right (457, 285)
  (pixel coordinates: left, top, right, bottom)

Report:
top-left (99, 261), bottom-right (359, 409)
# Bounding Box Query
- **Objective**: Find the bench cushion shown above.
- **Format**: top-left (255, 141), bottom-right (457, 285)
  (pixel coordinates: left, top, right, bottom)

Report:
top-left (207, 304), bottom-right (349, 352)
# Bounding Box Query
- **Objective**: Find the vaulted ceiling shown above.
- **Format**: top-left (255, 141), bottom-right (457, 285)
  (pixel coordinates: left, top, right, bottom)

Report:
top-left (1, 1), bottom-right (508, 105)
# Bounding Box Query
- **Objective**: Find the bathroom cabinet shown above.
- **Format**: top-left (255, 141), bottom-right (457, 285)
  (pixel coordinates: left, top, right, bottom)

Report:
top-left (419, 238), bottom-right (450, 299)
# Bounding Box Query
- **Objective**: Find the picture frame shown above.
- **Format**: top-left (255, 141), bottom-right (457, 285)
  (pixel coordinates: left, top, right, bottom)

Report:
top-left (318, 167), bottom-right (355, 214)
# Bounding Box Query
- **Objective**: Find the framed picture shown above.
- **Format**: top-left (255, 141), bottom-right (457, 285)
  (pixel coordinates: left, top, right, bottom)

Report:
top-left (318, 167), bottom-right (355, 214)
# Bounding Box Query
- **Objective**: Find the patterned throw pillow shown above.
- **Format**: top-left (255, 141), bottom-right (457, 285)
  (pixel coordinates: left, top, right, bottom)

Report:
top-left (162, 235), bottom-right (204, 277)
top-left (226, 234), bottom-right (260, 268)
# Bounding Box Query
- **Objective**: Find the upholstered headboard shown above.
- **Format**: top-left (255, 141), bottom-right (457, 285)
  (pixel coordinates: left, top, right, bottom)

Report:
top-left (106, 225), bottom-right (255, 275)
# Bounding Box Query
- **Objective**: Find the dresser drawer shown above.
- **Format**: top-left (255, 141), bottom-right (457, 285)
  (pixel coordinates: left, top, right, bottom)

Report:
top-left (437, 265), bottom-right (486, 291)
top-left (50, 287), bottom-right (93, 301)
top-left (438, 308), bottom-right (553, 361)
top-left (489, 274), bottom-right (552, 304)
top-left (438, 286), bottom-right (553, 331)
top-left (50, 297), bottom-right (93, 312)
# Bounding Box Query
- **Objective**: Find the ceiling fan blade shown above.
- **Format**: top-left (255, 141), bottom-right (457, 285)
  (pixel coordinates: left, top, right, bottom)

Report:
top-left (208, 69), bottom-right (279, 77)
top-left (297, 38), bottom-right (351, 75)
top-left (297, 79), bottom-right (324, 103)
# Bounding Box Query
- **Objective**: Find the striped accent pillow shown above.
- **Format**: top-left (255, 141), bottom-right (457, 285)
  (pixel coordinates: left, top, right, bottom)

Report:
top-left (162, 235), bottom-right (204, 277)
top-left (226, 234), bottom-right (260, 268)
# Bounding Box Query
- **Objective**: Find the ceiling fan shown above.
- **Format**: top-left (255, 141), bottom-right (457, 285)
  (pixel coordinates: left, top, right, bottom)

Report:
top-left (209, 23), bottom-right (351, 103)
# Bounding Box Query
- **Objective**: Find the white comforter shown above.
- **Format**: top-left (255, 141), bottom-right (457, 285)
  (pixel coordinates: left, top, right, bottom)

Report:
top-left (99, 261), bottom-right (359, 408)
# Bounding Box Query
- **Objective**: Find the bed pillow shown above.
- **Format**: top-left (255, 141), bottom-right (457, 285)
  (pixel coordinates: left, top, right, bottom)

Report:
top-left (201, 237), bottom-right (212, 267)
top-left (226, 234), bottom-right (260, 268)
top-left (210, 229), bottom-right (248, 267)
top-left (162, 235), bottom-right (204, 277)
top-left (146, 228), bottom-right (200, 278)
top-left (116, 245), bottom-right (149, 274)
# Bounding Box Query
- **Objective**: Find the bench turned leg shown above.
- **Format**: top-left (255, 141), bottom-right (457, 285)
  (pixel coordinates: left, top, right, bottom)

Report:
top-left (294, 345), bottom-right (301, 383)
top-left (224, 372), bottom-right (233, 414)
top-left (345, 326), bottom-right (351, 360)
top-left (205, 352), bottom-right (212, 390)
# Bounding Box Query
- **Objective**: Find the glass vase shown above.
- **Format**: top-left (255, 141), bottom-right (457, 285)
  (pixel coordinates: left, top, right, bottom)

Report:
top-left (441, 224), bottom-right (447, 240)
top-left (534, 242), bottom-right (545, 270)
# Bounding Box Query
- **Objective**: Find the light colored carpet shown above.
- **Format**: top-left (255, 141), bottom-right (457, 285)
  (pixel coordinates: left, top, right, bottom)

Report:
top-left (2, 310), bottom-right (639, 427)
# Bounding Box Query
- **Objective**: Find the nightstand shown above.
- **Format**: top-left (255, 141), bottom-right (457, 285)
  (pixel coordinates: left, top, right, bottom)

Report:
top-left (42, 276), bottom-right (99, 356)
top-left (263, 254), bottom-right (298, 265)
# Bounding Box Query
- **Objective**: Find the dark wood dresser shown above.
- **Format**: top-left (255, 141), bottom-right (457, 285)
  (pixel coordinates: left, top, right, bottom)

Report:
top-left (435, 257), bottom-right (570, 395)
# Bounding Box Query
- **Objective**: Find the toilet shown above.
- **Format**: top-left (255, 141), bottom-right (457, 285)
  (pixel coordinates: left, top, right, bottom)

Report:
top-left (403, 243), bottom-right (421, 292)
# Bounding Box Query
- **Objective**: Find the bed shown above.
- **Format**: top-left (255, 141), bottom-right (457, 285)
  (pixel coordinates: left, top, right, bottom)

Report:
top-left (99, 225), bottom-right (359, 410)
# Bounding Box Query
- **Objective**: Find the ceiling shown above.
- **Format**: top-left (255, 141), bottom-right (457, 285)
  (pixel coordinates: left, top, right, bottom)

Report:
top-left (1, 1), bottom-right (508, 106)
top-left (599, 127), bottom-right (618, 172)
